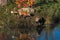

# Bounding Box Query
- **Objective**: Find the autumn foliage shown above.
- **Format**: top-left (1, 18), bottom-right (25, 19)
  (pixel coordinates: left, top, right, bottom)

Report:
top-left (16, 0), bottom-right (35, 8)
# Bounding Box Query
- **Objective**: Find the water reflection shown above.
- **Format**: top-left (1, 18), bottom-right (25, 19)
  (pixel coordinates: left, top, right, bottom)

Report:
top-left (37, 25), bottom-right (60, 40)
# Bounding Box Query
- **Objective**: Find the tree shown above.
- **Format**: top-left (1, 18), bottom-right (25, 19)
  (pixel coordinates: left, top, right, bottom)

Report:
top-left (15, 0), bottom-right (35, 8)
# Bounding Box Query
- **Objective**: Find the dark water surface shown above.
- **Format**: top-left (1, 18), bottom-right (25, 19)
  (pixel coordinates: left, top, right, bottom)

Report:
top-left (37, 25), bottom-right (60, 40)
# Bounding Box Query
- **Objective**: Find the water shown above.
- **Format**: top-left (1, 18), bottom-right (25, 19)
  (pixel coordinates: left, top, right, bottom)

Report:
top-left (37, 25), bottom-right (60, 40)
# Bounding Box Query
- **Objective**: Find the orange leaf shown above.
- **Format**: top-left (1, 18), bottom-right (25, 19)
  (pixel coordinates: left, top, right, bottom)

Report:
top-left (16, 1), bottom-right (20, 4)
top-left (17, 4), bottom-right (21, 8)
